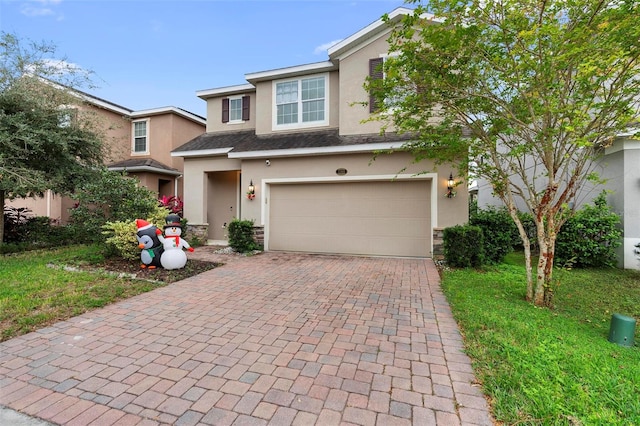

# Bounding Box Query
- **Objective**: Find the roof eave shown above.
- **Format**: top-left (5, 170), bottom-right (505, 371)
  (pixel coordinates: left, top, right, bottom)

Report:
top-left (328, 7), bottom-right (414, 59)
top-left (227, 142), bottom-right (409, 159)
top-left (245, 61), bottom-right (337, 84)
top-left (196, 84), bottom-right (256, 100)
top-left (171, 147), bottom-right (235, 158)
top-left (107, 165), bottom-right (182, 176)
top-left (130, 107), bottom-right (206, 124)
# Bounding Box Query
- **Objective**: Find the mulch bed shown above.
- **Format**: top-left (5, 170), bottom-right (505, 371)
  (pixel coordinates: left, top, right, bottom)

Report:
top-left (91, 257), bottom-right (221, 283)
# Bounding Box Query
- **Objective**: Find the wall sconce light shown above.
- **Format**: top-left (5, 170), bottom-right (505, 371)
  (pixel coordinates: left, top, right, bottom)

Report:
top-left (446, 173), bottom-right (456, 198)
top-left (247, 180), bottom-right (255, 200)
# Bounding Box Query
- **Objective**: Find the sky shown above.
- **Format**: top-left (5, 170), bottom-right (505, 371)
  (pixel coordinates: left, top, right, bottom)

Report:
top-left (1, 0), bottom-right (410, 117)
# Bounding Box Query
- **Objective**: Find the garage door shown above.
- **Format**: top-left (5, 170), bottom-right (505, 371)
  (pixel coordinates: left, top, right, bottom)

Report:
top-left (268, 180), bottom-right (431, 257)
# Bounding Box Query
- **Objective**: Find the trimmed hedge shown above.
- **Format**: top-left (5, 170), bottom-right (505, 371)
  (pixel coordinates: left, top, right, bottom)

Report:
top-left (469, 206), bottom-right (514, 264)
top-left (228, 219), bottom-right (260, 253)
top-left (443, 225), bottom-right (484, 268)
top-left (555, 192), bottom-right (621, 268)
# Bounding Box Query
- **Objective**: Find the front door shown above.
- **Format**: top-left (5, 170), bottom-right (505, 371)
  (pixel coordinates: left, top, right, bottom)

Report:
top-left (206, 171), bottom-right (239, 241)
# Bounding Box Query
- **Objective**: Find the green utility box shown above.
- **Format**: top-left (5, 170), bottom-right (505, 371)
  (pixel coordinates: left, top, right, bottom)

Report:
top-left (608, 313), bottom-right (636, 347)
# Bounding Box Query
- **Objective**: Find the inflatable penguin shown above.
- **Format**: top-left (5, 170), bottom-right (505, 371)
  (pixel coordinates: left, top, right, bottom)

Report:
top-left (158, 214), bottom-right (194, 270)
top-left (135, 219), bottom-right (164, 269)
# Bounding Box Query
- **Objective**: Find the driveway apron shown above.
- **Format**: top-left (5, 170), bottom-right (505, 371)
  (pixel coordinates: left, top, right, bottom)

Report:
top-left (0, 252), bottom-right (494, 425)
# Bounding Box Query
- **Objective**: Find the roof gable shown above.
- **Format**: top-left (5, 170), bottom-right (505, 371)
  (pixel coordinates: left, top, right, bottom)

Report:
top-left (327, 7), bottom-right (415, 60)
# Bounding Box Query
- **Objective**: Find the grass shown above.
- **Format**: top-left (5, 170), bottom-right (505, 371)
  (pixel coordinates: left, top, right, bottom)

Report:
top-left (0, 245), bottom-right (217, 342)
top-left (441, 252), bottom-right (640, 425)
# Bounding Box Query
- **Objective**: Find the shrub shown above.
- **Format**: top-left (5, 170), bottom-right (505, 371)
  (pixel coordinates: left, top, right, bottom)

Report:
top-left (158, 195), bottom-right (183, 216)
top-left (228, 219), bottom-right (260, 253)
top-left (555, 192), bottom-right (622, 268)
top-left (69, 169), bottom-right (160, 243)
top-left (443, 225), bottom-right (484, 268)
top-left (3, 206), bottom-right (34, 243)
top-left (102, 206), bottom-right (170, 261)
top-left (469, 206), bottom-right (515, 264)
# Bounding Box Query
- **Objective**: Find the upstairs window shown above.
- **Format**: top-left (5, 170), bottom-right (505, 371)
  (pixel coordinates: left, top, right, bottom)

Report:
top-left (273, 74), bottom-right (328, 129)
top-left (369, 58), bottom-right (384, 113)
top-left (132, 119), bottom-right (149, 154)
top-left (369, 54), bottom-right (405, 113)
top-left (57, 105), bottom-right (77, 128)
top-left (222, 95), bottom-right (250, 123)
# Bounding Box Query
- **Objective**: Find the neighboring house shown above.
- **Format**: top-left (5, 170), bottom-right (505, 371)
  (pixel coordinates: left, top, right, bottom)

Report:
top-left (8, 91), bottom-right (205, 224)
top-left (172, 7), bottom-right (468, 258)
top-left (474, 132), bottom-right (640, 270)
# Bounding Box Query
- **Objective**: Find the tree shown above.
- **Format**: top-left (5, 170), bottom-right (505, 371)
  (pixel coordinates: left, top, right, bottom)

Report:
top-left (69, 169), bottom-right (161, 243)
top-left (368, 0), bottom-right (640, 307)
top-left (0, 32), bottom-right (106, 244)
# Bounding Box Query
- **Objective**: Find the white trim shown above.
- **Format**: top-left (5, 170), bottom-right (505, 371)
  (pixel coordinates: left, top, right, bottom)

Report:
top-left (172, 147), bottom-right (234, 157)
top-left (131, 118), bottom-right (150, 155)
top-left (272, 73), bottom-right (330, 131)
top-left (246, 61), bottom-right (336, 84)
top-left (260, 173), bottom-right (438, 255)
top-left (228, 142), bottom-right (408, 159)
top-left (197, 84), bottom-right (255, 99)
top-left (605, 137), bottom-right (640, 155)
top-left (329, 8), bottom-right (440, 60)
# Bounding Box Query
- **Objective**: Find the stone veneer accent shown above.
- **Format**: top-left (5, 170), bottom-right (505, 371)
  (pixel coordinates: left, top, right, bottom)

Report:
top-left (187, 224), bottom-right (208, 242)
top-left (433, 227), bottom-right (444, 259)
top-left (252, 225), bottom-right (264, 247)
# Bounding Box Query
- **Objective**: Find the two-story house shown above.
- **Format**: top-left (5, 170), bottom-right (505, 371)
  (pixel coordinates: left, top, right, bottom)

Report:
top-left (8, 91), bottom-right (205, 224)
top-left (173, 7), bottom-right (468, 258)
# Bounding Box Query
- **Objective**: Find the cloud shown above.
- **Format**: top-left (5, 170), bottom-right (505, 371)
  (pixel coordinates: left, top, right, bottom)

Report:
top-left (20, 0), bottom-right (64, 20)
top-left (313, 39), bottom-right (343, 55)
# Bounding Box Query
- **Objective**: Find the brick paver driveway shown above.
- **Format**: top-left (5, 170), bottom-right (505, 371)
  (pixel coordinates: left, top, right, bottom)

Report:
top-left (0, 251), bottom-right (493, 425)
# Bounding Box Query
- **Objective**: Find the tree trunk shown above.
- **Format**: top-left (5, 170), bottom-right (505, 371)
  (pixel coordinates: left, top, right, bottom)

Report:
top-left (534, 222), bottom-right (556, 307)
top-left (0, 189), bottom-right (5, 246)
top-left (505, 202), bottom-right (534, 300)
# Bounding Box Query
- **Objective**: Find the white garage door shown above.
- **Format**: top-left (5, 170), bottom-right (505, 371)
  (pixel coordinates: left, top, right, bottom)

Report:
top-left (268, 180), bottom-right (431, 257)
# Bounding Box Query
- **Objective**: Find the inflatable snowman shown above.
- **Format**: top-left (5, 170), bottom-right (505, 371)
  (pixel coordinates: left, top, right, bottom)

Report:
top-left (158, 214), bottom-right (194, 270)
top-left (135, 219), bottom-right (164, 269)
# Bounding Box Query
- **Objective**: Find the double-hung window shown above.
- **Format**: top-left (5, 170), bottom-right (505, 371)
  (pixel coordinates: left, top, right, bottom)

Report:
top-left (132, 119), bottom-right (149, 154)
top-left (274, 74), bottom-right (328, 129)
top-left (222, 95), bottom-right (250, 123)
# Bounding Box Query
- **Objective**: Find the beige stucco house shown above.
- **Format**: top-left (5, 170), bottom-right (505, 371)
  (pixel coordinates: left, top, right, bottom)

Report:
top-left (9, 92), bottom-right (205, 223)
top-left (173, 7), bottom-right (468, 258)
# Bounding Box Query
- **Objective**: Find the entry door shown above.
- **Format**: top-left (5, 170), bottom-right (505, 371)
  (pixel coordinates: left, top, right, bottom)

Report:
top-left (207, 171), bottom-right (239, 241)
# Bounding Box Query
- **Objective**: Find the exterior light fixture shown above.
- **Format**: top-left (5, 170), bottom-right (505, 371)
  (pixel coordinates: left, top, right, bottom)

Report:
top-left (446, 173), bottom-right (456, 198)
top-left (247, 180), bottom-right (255, 200)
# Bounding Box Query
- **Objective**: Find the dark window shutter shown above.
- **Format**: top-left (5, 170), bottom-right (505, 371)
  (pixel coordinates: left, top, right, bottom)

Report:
top-left (242, 95), bottom-right (250, 121)
top-left (369, 58), bottom-right (384, 113)
top-left (222, 98), bottom-right (229, 123)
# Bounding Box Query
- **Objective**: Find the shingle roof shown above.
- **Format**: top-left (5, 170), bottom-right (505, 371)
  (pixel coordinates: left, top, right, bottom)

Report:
top-left (107, 158), bottom-right (181, 175)
top-left (172, 129), bottom-right (416, 154)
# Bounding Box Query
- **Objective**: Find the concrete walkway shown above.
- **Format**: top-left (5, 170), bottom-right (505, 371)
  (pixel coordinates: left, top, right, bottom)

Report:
top-left (0, 251), bottom-right (494, 425)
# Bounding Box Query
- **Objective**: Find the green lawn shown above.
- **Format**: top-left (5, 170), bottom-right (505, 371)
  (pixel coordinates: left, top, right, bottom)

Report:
top-left (0, 245), bottom-right (165, 341)
top-left (442, 252), bottom-right (640, 425)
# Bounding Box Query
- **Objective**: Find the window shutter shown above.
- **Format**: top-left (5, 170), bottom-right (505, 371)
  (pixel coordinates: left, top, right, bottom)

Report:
top-left (369, 58), bottom-right (384, 113)
top-left (242, 95), bottom-right (250, 121)
top-left (222, 98), bottom-right (229, 123)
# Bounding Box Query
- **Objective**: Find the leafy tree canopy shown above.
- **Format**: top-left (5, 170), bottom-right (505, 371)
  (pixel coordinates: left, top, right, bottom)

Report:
top-left (368, 0), bottom-right (640, 306)
top-left (0, 32), bottom-right (107, 244)
top-left (0, 32), bottom-right (104, 198)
